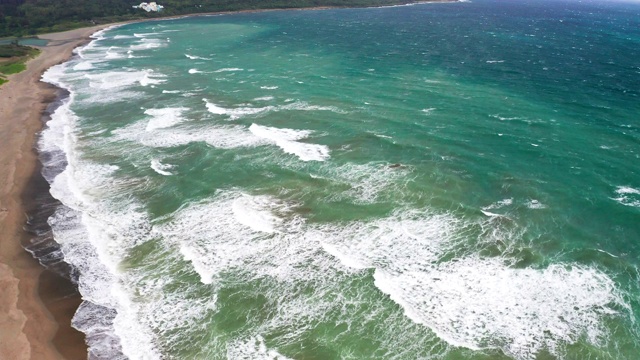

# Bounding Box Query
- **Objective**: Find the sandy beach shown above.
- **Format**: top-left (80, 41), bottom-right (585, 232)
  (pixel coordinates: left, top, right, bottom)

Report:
top-left (0, 24), bottom-right (110, 360)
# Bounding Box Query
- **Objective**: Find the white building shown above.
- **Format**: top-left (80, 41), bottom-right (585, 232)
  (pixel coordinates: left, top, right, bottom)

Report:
top-left (133, 2), bottom-right (165, 12)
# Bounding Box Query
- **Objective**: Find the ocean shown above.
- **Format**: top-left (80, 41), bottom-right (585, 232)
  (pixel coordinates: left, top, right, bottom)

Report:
top-left (39, 0), bottom-right (640, 358)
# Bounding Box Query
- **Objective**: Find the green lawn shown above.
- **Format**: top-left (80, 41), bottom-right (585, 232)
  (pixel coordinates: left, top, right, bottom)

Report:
top-left (0, 61), bottom-right (27, 75)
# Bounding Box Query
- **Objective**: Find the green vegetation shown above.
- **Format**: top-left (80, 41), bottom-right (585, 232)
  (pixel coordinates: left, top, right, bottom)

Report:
top-left (0, 62), bottom-right (26, 74)
top-left (0, 44), bottom-right (40, 85)
top-left (0, 0), bottom-right (431, 37)
top-left (0, 43), bottom-right (38, 57)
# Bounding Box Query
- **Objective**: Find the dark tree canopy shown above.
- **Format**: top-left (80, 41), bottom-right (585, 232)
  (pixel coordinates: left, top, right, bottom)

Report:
top-left (0, 0), bottom-right (428, 37)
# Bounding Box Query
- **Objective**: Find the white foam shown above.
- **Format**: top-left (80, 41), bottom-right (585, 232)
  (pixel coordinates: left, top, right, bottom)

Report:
top-left (153, 184), bottom-right (628, 359)
top-left (133, 32), bottom-right (159, 38)
top-left (232, 194), bottom-right (288, 233)
top-left (214, 67), bottom-right (244, 72)
top-left (150, 159), bottom-right (173, 176)
top-left (321, 242), bottom-right (368, 270)
top-left (228, 335), bottom-right (293, 360)
top-left (249, 124), bottom-right (312, 142)
top-left (526, 199), bottom-right (547, 209)
top-left (203, 99), bottom-right (229, 115)
top-left (86, 70), bottom-right (165, 89)
top-left (129, 38), bottom-right (165, 51)
top-left (105, 46), bottom-right (125, 59)
top-left (253, 96), bottom-right (274, 101)
top-left (260, 86), bottom-right (279, 90)
top-left (203, 99), bottom-right (344, 120)
top-left (482, 198), bottom-right (513, 214)
top-left (490, 114), bottom-right (524, 121)
top-left (75, 26), bottom-right (123, 59)
top-left (38, 89), bottom-right (76, 156)
top-left (612, 186), bottom-right (640, 208)
top-left (374, 259), bottom-right (621, 359)
top-left (157, 192), bottom-right (304, 284)
top-left (144, 107), bottom-right (188, 131)
top-left (188, 68), bottom-right (203, 74)
top-left (113, 120), bottom-right (266, 150)
top-left (41, 52), bottom-right (167, 359)
top-left (281, 101), bottom-right (345, 113)
top-left (422, 107), bottom-right (436, 115)
top-left (127, 52), bottom-right (147, 59)
top-left (249, 124), bottom-right (330, 162)
top-left (312, 210), bottom-right (627, 359)
top-left (48, 165), bottom-right (160, 359)
top-left (615, 186), bottom-right (640, 195)
top-left (481, 210), bottom-right (504, 217)
top-left (162, 90), bottom-right (181, 94)
top-left (73, 61), bottom-right (94, 71)
top-left (81, 90), bottom-right (145, 105)
top-left (203, 99), bottom-right (274, 120)
top-left (185, 54), bottom-right (212, 60)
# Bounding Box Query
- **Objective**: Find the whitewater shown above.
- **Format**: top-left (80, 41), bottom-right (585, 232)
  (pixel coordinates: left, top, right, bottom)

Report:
top-left (38, 0), bottom-right (640, 359)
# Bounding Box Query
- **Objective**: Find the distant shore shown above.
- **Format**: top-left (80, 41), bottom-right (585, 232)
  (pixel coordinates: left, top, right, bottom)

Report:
top-left (0, 1), bottom-right (461, 358)
top-left (0, 0), bottom-right (458, 40)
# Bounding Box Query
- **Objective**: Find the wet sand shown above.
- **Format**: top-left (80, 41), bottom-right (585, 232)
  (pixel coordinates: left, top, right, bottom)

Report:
top-left (0, 24), bottom-right (110, 360)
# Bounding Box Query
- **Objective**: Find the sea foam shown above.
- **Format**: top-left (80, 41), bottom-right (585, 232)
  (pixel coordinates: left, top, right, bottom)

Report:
top-left (185, 54), bottom-right (212, 60)
top-left (85, 70), bottom-right (165, 89)
top-left (158, 189), bottom-right (627, 359)
top-left (612, 186), bottom-right (640, 208)
top-left (150, 159), bottom-right (174, 176)
top-left (249, 124), bottom-right (330, 162)
top-left (203, 99), bottom-right (344, 120)
top-left (42, 56), bottom-right (162, 360)
top-left (113, 120), bottom-right (267, 150)
top-left (313, 211), bottom-right (627, 359)
top-left (144, 107), bottom-right (188, 131)
top-left (157, 191), bottom-right (304, 284)
top-left (228, 336), bottom-right (294, 360)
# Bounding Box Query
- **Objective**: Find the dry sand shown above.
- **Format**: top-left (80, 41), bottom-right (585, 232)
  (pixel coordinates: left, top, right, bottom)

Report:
top-left (0, 24), bottom-right (111, 360)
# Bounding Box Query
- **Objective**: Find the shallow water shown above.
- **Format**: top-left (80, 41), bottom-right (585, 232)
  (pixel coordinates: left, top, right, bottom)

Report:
top-left (40, 0), bottom-right (640, 358)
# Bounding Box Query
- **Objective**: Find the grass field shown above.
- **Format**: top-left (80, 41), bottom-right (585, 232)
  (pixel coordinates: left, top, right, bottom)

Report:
top-left (0, 62), bottom-right (27, 75)
top-left (0, 45), bottom-right (40, 85)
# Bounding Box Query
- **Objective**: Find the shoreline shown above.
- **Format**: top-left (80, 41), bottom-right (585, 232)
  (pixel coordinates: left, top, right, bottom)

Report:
top-left (0, 24), bottom-right (113, 360)
top-left (23, 90), bottom-right (88, 360)
top-left (0, 1), bottom-right (460, 358)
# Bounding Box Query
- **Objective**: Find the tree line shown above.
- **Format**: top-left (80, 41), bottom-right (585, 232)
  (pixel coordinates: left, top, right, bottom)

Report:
top-left (0, 0), bottom-right (426, 37)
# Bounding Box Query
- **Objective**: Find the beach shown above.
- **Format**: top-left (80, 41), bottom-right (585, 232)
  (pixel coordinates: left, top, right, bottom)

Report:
top-left (1, 0), bottom-right (639, 358)
top-left (0, 25), bottom-right (109, 360)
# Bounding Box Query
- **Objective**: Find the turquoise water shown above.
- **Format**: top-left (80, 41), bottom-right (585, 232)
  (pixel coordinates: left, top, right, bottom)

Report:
top-left (41, 1), bottom-right (640, 359)
top-left (0, 37), bottom-right (48, 46)
top-left (0, 38), bottom-right (49, 46)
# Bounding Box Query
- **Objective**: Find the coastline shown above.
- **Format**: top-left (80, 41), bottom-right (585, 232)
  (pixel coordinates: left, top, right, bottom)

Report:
top-left (0, 2), bottom-right (461, 359)
top-left (0, 24), bottom-right (112, 360)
